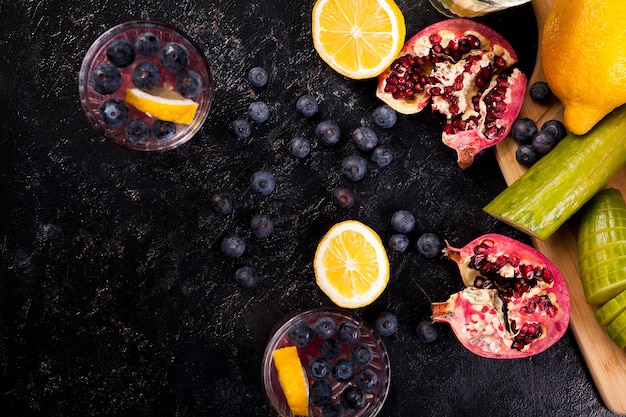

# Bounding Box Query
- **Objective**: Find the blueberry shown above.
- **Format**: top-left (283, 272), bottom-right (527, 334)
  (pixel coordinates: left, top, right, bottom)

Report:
top-left (209, 193), bottom-right (233, 215)
top-left (416, 232), bottom-right (442, 259)
top-left (372, 104), bottom-right (397, 128)
top-left (247, 101), bottom-right (270, 123)
top-left (310, 381), bottom-right (333, 407)
top-left (132, 61), bottom-right (162, 91)
top-left (91, 64), bottom-right (122, 95)
top-left (250, 170), bottom-right (276, 195)
top-left (160, 42), bottom-right (189, 72)
top-left (99, 98), bottom-right (128, 127)
top-left (250, 214), bottom-right (274, 239)
top-left (152, 120), bottom-right (176, 141)
top-left (416, 320), bottom-right (438, 343)
top-left (332, 359), bottom-right (354, 383)
top-left (247, 66), bottom-right (268, 87)
top-left (355, 369), bottom-right (378, 391)
top-left (220, 234), bottom-right (245, 258)
top-left (234, 266), bottom-right (258, 288)
top-left (315, 316), bottom-right (336, 339)
top-left (531, 130), bottom-right (556, 155)
top-left (541, 119), bottom-right (567, 142)
top-left (389, 233), bottom-right (410, 252)
top-left (341, 386), bottom-right (365, 411)
top-left (341, 155), bottom-right (367, 182)
top-left (296, 94), bottom-right (318, 117)
top-left (337, 321), bottom-right (360, 345)
top-left (288, 321), bottom-right (314, 346)
top-left (106, 39), bottom-right (135, 68)
top-left (515, 143), bottom-right (538, 166)
top-left (351, 126), bottom-right (378, 152)
top-left (232, 119), bottom-right (252, 139)
top-left (125, 119), bottom-right (150, 142)
top-left (529, 81), bottom-right (551, 101)
top-left (322, 403), bottom-right (345, 417)
top-left (308, 357), bottom-right (331, 380)
top-left (391, 210), bottom-right (415, 234)
top-left (373, 311), bottom-right (398, 337)
top-left (289, 136), bottom-right (310, 159)
top-left (315, 120), bottom-right (341, 145)
top-left (319, 338), bottom-right (341, 359)
top-left (134, 32), bottom-right (160, 56)
top-left (352, 344), bottom-right (373, 365)
top-left (371, 145), bottom-right (393, 167)
top-left (510, 117), bottom-right (537, 144)
top-left (176, 70), bottom-right (203, 98)
top-left (332, 187), bottom-right (355, 210)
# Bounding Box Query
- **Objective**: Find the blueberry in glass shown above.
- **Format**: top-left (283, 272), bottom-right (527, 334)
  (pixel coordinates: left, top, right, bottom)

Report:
top-left (132, 61), bottom-right (162, 91)
top-left (99, 98), bottom-right (128, 127)
top-left (91, 64), bottom-right (122, 95)
top-left (160, 42), bottom-right (189, 72)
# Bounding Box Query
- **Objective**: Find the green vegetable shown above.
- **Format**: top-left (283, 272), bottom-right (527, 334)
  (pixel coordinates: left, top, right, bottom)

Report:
top-left (484, 105), bottom-right (626, 240)
top-left (595, 288), bottom-right (626, 327)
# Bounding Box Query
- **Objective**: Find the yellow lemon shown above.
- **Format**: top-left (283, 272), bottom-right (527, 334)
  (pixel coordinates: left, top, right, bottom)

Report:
top-left (314, 220), bottom-right (390, 308)
top-left (272, 346), bottom-right (309, 416)
top-left (125, 87), bottom-right (199, 124)
top-left (542, 0), bottom-right (626, 135)
top-left (312, 0), bottom-right (406, 79)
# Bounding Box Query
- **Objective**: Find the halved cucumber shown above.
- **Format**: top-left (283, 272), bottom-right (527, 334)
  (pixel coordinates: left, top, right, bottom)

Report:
top-left (595, 289), bottom-right (626, 327)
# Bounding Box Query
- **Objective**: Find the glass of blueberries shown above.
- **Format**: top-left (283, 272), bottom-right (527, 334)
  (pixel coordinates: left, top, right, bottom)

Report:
top-left (262, 308), bottom-right (391, 417)
top-left (79, 21), bottom-right (214, 152)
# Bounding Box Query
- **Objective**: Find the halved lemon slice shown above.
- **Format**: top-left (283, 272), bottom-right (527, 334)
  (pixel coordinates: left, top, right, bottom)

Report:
top-left (272, 346), bottom-right (309, 416)
top-left (314, 220), bottom-right (390, 308)
top-left (312, 0), bottom-right (406, 79)
top-left (125, 88), bottom-right (199, 124)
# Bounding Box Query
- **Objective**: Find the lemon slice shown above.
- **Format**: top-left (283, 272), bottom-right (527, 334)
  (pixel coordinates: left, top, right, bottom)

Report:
top-left (272, 346), bottom-right (309, 416)
top-left (312, 0), bottom-right (406, 79)
top-left (125, 88), bottom-right (199, 124)
top-left (314, 220), bottom-right (390, 308)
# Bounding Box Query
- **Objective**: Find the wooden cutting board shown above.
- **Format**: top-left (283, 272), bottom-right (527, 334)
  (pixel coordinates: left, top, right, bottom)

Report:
top-left (493, 0), bottom-right (626, 413)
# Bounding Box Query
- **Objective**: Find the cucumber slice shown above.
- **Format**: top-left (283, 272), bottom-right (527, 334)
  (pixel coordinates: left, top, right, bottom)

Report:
top-left (595, 288), bottom-right (626, 327)
top-left (484, 106), bottom-right (626, 240)
top-left (607, 308), bottom-right (626, 340)
top-left (610, 323), bottom-right (626, 349)
top-left (584, 277), bottom-right (626, 306)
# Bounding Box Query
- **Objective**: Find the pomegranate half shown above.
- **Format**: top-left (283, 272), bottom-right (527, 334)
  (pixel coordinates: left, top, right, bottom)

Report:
top-left (376, 19), bottom-right (527, 169)
top-left (433, 234), bottom-right (570, 359)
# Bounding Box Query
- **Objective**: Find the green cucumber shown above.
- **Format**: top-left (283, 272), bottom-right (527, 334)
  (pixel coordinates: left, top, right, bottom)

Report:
top-left (607, 308), bottom-right (626, 341)
top-left (577, 188), bottom-right (626, 305)
top-left (595, 288), bottom-right (626, 327)
top-left (484, 105), bottom-right (626, 240)
top-left (610, 323), bottom-right (626, 349)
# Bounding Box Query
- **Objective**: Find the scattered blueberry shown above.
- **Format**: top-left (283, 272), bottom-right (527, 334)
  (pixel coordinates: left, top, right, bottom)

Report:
top-left (220, 234), bottom-right (245, 258)
top-left (320, 338), bottom-right (341, 359)
top-left (371, 145), bottom-right (393, 167)
top-left (176, 70), bottom-right (203, 98)
top-left (416, 232), bottom-right (442, 259)
top-left (337, 321), bottom-right (360, 345)
top-left (152, 120), bottom-right (176, 141)
top-left (322, 403), bottom-right (345, 417)
top-left (332, 359), bottom-right (355, 383)
top-left (529, 81), bottom-right (551, 101)
top-left (352, 344), bottom-right (373, 366)
top-left (332, 187), bottom-right (355, 210)
top-left (232, 119), bottom-right (252, 139)
top-left (416, 320), bottom-right (438, 343)
top-left (510, 117), bottom-right (537, 144)
top-left (541, 119), bottom-right (567, 142)
top-left (296, 94), bottom-right (318, 117)
top-left (391, 210), bottom-right (415, 234)
top-left (250, 214), bottom-right (274, 239)
top-left (310, 381), bottom-right (333, 407)
top-left (373, 311), bottom-right (398, 337)
top-left (341, 386), bottom-right (365, 411)
top-left (531, 130), bottom-right (556, 155)
top-left (247, 101), bottom-right (270, 123)
top-left (91, 64), bottom-right (122, 95)
top-left (125, 119), bottom-right (150, 142)
top-left (99, 98), bottom-right (128, 127)
top-left (315, 120), bottom-right (341, 145)
top-left (289, 136), bottom-right (310, 158)
top-left (209, 193), bottom-right (233, 215)
top-left (515, 143), bottom-right (538, 166)
top-left (106, 39), bottom-right (135, 68)
top-left (234, 266), bottom-right (258, 288)
top-left (250, 170), bottom-right (276, 195)
top-left (160, 42), bottom-right (189, 72)
top-left (351, 126), bottom-right (378, 151)
top-left (355, 369), bottom-right (378, 391)
top-left (372, 104), bottom-right (397, 128)
top-left (315, 316), bottom-right (336, 339)
top-left (288, 321), bottom-right (314, 346)
top-left (308, 357), bottom-right (331, 380)
top-left (341, 155), bottom-right (367, 182)
top-left (132, 61), bottom-right (162, 91)
top-left (388, 233), bottom-right (409, 253)
top-left (247, 66), bottom-right (268, 87)
top-left (134, 32), bottom-right (160, 56)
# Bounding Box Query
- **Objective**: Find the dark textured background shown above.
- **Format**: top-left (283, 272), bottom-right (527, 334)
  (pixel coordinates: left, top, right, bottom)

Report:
top-left (0, 0), bottom-right (622, 416)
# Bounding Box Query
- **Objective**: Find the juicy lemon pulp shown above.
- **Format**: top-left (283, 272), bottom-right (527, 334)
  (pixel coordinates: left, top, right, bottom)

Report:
top-left (125, 87), bottom-right (199, 124)
top-left (272, 346), bottom-right (309, 416)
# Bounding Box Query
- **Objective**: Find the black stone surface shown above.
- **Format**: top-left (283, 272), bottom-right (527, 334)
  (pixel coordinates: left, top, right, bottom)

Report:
top-left (0, 0), bottom-right (622, 416)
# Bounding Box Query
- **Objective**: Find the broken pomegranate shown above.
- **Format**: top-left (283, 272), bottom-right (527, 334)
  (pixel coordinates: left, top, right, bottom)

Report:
top-left (376, 19), bottom-right (527, 169)
top-left (433, 234), bottom-right (570, 359)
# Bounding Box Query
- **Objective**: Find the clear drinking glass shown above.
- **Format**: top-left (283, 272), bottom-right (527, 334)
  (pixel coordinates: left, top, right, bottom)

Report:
top-left (427, 0), bottom-right (530, 17)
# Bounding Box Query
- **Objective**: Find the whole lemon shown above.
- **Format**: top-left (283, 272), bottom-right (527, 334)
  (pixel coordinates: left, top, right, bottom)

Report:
top-left (542, 0), bottom-right (626, 135)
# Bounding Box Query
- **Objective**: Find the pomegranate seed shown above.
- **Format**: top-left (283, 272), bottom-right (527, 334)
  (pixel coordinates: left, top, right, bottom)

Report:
top-left (429, 34), bottom-right (442, 45)
top-left (494, 55), bottom-right (507, 68)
